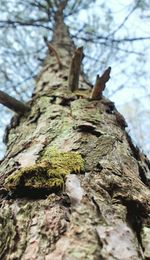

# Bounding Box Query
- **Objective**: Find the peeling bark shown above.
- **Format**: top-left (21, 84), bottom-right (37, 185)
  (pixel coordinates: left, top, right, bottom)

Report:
top-left (0, 3), bottom-right (150, 260)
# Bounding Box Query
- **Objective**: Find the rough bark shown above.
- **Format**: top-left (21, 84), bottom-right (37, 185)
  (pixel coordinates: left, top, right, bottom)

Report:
top-left (0, 3), bottom-right (150, 260)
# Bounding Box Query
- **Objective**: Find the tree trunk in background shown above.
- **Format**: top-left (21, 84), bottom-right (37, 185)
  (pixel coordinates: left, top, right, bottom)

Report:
top-left (0, 3), bottom-right (150, 260)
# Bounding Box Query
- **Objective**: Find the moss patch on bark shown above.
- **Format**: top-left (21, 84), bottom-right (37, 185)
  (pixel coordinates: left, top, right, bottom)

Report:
top-left (4, 148), bottom-right (84, 196)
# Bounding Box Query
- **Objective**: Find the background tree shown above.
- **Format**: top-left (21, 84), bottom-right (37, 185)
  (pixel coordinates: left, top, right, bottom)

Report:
top-left (0, 1), bottom-right (150, 259)
top-left (0, 0), bottom-right (150, 156)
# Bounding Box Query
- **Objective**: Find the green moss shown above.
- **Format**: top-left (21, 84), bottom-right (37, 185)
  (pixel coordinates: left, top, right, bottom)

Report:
top-left (42, 147), bottom-right (84, 174)
top-left (4, 148), bottom-right (84, 194)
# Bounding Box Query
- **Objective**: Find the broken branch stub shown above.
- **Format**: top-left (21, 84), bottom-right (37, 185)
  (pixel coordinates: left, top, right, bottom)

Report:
top-left (0, 90), bottom-right (30, 115)
top-left (68, 46), bottom-right (84, 92)
top-left (91, 67), bottom-right (111, 100)
top-left (43, 36), bottom-right (63, 69)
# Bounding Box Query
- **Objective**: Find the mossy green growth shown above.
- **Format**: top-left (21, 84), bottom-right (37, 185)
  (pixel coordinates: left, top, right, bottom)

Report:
top-left (42, 147), bottom-right (84, 174)
top-left (4, 148), bottom-right (84, 194)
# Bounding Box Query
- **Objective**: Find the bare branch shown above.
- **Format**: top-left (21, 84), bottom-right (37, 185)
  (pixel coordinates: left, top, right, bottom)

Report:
top-left (73, 34), bottom-right (150, 44)
top-left (91, 67), bottom-right (111, 100)
top-left (0, 90), bottom-right (30, 114)
top-left (110, 36), bottom-right (150, 43)
top-left (68, 46), bottom-right (84, 92)
top-left (44, 36), bottom-right (63, 69)
top-left (108, 0), bottom-right (140, 37)
top-left (0, 19), bottom-right (52, 30)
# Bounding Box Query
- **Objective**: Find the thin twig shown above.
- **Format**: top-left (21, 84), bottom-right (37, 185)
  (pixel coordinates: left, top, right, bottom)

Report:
top-left (108, 1), bottom-right (140, 37)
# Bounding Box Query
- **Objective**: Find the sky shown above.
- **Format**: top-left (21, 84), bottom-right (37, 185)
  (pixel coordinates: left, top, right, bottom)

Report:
top-left (0, 0), bottom-right (150, 158)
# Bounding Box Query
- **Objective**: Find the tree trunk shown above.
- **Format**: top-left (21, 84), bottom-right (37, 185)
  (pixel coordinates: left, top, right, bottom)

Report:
top-left (0, 4), bottom-right (150, 260)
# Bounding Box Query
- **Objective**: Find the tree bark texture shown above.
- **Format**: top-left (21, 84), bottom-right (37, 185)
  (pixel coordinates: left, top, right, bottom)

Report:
top-left (0, 6), bottom-right (150, 260)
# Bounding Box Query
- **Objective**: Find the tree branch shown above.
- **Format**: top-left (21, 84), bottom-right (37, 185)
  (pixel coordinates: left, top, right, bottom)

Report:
top-left (0, 19), bottom-right (52, 30)
top-left (68, 46), bottom-right (84, 92)
top-left (0, 90), bottom-right (30, 114)
top-left (91, 67), bottom-right (111, 99)
top-left (73, 34), bottom-right (150, 44)
top-left (108, 1), bottom-right (140, 37)
top-left (44, 36), bottom-right (63, 69)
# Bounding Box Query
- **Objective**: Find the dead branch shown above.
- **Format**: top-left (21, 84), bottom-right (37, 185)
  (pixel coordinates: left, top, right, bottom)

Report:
top-left (91, 67), bottom-right (111, 99)
top-left (68, 46), bottom-right (84, 92)
top-left (0, 90), bottom-right (30, 114)
top-left (43, 36), bottom-right (63, 69)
